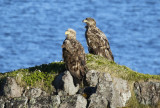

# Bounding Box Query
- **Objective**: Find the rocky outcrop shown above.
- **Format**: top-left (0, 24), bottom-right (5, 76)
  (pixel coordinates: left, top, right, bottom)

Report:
top-left (1, 69), bottom-right (160, 108)
top-left (86, 70), bottom-right (131, 108)
top-left (134, 81), bottom-right (160, 105)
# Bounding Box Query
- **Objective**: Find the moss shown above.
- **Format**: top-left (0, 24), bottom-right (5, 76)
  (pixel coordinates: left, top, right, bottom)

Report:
top-left (86, 54), bottom-right (160, 81)
top-left (23, 70), bottom-right (56, 92)
top-left (0, 61), bottom-right (65, 93)
top-left (28, 61), bottom-right (65, 74)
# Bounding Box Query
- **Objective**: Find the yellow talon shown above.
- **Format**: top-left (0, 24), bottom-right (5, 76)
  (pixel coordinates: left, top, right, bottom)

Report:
top-left (82, 93), bottom-right (87, 98)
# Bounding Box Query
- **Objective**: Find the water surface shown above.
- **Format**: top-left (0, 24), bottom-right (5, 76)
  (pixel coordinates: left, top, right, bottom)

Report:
top-left (0, 0), bottom-right (160, 74)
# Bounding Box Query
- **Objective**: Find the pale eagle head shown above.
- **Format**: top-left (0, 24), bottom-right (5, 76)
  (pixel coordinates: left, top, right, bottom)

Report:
top-left (65, 28), bottom-right (76, 40)
top-left (83, 18), bottom-right (96, 27)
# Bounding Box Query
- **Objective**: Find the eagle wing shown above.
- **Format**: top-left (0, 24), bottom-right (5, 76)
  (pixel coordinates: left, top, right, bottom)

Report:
top-left (86, 27), bottom-right (114, 61)
top-left (62, 39), bottom-right (86, 80)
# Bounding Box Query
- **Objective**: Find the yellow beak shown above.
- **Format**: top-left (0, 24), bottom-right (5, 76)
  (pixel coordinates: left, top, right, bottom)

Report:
top-left (65, 31), bottom-right (70, 35)
top-left (83, 19), bottom-right (88, 23)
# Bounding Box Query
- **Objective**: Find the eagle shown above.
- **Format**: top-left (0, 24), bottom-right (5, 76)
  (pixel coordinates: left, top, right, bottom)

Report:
top-left (83, 18), bottom-right (114, 61)
top-left (62, 28), bottom-right (87, 86)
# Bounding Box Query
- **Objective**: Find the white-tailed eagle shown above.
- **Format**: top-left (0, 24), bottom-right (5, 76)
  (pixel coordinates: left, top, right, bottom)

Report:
top-left (62, 28), bottom-right (87, 85)
top-left (83, 18), bottom-right (114, 61)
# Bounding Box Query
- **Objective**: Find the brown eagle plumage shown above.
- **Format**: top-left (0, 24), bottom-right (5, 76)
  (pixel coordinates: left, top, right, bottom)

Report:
top-left (62, 28), bottom-right (87, 85)
top-left (83, 18), bottom-right (114, 61)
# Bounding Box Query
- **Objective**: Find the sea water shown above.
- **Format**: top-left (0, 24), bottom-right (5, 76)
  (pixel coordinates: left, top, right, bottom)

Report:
top-left (0, 0), bottom-right (160, 74)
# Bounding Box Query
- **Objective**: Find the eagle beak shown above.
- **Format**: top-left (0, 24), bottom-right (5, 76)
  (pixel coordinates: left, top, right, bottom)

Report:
top-left (83, 19), bottom-right (88, 23)
top-left (65, 31), bottom-right (70, 35)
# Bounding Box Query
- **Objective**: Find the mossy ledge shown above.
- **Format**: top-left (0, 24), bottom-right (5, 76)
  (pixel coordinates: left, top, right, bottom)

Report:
top-left (0, 54), bottom-right (160, 107)
top-left (86, 54), bottom-right (160, 81)
top-left (0, 61), bottom-right (65, 93)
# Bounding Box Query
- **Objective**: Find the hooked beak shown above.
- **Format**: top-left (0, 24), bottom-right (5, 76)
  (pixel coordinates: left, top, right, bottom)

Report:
top-left (65, 31), bottom-right (70, 37)
top-left (83, 19), bottom-right (88, 23)
top-left (65, 31), bottom-right (70, 35)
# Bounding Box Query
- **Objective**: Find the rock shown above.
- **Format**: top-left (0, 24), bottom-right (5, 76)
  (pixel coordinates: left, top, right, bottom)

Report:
top-left (76, 94), bottom-right (88, 108)
top-left (3, 77), bottom-right (23, 98)
top-left (53, 71), bottom-right (79, 95)
top-left (59, 94), bottom-right (87, 108)
top-left (0, 101), bottom-right (4, 108)
top-left (87, 70), bottom-right (131, 108)
top-left (5, 97), bottom-right (28, 108)
top-left (25, 88), bottom-right (42, 98)
top-left (88, 72), bottom-right (112, 108)
top-left (29, 95), bottom-right (60, 108)
top-left (51, 95), bottom-right (61, 107)
top-left (86, 70), bottom-right (100, 86)
top-left (62, 71), bottom-right (79, 95)
top-left (0, 98), bottom-right (6, 108)
top-left (111, 77), bottom-right (131, 108)
top-left (134, 81), bottom-right (160, 105)
top-left (88, 93), bottom-right (108, 108)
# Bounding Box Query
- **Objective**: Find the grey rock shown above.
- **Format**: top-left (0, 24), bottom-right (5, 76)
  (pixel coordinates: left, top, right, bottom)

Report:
top-left (111, 77), bottom-right (131, 108)
top-left (0, 102), bottom-right (4, 108)
top-left (62, 71), bottom-right (79, 95)
top-left (76, 94), bottom-right (87, 108)
top-left (88, 72), bottom-right (112, 108)
top-left (59, 94), bottom-right (87, 108)
top-left (51, 95), bottom-right (61, 108)
top-left (25, 88), bottom-right (42, 98)
top-left (29, 95), bottom-right (60, 108)
top-left (0, 98), bottom-right (6, 108)
top-left (3, 77), bottom-right (23, 98)
top-left (5, 97), bottom-right (28, 108)
top-left (86, 70), bottom-right (100, 87)
top-left (53, 71), bottom-right (79, 96)
top-left (87, 71), bottom-right (131, 108)
top-left (134, 81), bottom-right (160, 105)
top-left (88, 93), bottom-right (108, 108)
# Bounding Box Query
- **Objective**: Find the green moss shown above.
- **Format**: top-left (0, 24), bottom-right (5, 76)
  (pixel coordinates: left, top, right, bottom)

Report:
top-left (28, 62), bottom-right (65, 74)
top-left (0, 61), bottom-right (65, 93)
top-left (86, 54), bottom-right (160, 81)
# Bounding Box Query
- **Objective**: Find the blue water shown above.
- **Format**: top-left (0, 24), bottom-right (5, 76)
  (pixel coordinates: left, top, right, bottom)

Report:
top-left (0, 0), bottom-right (160, 74)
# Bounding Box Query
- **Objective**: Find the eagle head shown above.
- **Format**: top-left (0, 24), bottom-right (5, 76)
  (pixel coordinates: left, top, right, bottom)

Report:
top-left (65, 28), bottom-right (76, 40)
top-left (83, 18), bottom-right (96, 27)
